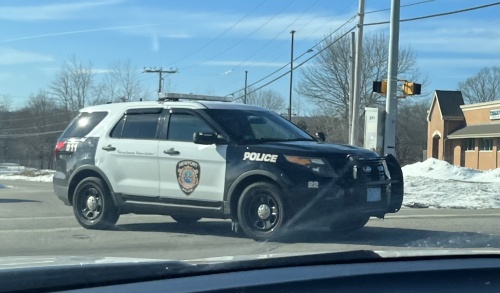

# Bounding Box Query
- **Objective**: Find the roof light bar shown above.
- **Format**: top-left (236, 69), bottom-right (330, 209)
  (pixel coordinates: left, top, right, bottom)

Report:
top-left (159, 93), bottom-right (232, 102)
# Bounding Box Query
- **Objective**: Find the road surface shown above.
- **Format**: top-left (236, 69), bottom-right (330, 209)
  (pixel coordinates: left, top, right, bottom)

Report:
top-left (0, 180), bottom-right (498, 260)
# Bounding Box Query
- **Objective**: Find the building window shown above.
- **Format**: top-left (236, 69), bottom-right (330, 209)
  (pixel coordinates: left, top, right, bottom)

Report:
top-left (479, 138), bottom-right (493, 151)
top-left (463, 138), bottom-right (475, 151)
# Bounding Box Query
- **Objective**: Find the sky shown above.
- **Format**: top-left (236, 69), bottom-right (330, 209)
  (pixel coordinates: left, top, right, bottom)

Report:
top-left (0, 0), bottom-right (499, 110)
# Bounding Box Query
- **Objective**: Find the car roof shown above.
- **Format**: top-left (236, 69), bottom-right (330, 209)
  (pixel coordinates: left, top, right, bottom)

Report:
top-left (80, 101), bottom-right (267, 113)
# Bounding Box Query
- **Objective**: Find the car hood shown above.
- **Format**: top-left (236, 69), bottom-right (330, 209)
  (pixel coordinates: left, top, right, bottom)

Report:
top-left (246, 141), bottom-right (378, 157)
top-left (1, 250), bottom-right (498, 270)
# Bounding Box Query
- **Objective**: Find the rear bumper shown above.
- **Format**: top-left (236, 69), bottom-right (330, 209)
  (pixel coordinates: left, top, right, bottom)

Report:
top-left (53, 175), bottom-right (70, 206)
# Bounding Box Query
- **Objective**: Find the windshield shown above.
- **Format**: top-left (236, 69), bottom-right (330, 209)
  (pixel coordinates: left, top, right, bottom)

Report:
top-left (206, 109), bottom-right (314, 143)
top-left (0, 0), bottom-right (499, 282)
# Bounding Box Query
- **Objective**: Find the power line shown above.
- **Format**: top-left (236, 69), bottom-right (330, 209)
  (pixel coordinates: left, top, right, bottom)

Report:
top-left (179, 0), bottom-right (297, 72)
top-left (228, 0), bottom-right (321, 73)
top-left (364, 0), bottom-right (436, 14)
top-left (364, 1), bottom-right (499, 26)
top-left (233, 27), bottom-right (356, 101)
top-left (0, 130), bottom-right (64, 138)
top-left (165, 0), bottom-right (268, 67)
top-left (6, 121), bottom-right (69, 132)
top-left (227, 14), bottom-right (357, 97)
top-left (203, 0), bottom-right (356, 79)
top-left (0, 111), bottom-right (71, 122)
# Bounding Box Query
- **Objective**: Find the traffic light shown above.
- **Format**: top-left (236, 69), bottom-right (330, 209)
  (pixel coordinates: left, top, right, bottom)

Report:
top-left (373, 81), bottom-right (387, 94)
top-left (403, 82), bottom-right (422, 96)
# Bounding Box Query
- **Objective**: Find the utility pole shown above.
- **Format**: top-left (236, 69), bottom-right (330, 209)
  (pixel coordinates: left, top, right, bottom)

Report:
top-left (244, 71), bottom-right (248, 104)
top-left (350, 0), bottom-right (365, 147)
top-left (348, 31), bottom-right (356, 145)
top-left (143, 67), bottom-right (178, 94)
top-left (289, 30), bottom-right (296, 121)
top-left (383, 0), bottom-right (401, 156)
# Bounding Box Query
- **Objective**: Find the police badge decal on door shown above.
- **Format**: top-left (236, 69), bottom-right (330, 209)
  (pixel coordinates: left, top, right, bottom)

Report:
top-left (176, 160), bottom-right (201, 196)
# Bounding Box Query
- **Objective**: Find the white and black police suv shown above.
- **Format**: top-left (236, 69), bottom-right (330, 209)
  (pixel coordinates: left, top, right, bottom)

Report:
top-left (53, 93), bottom-right (404, 241)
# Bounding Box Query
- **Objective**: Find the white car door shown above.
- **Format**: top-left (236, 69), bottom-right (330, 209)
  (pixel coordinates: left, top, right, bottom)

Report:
top-left (158, 109), bottom-right (226, 203)
top-left (96, 108), bottom-right (162, 197)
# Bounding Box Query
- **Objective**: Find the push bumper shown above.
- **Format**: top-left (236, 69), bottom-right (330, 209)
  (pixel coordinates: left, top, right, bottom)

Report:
top-left (289, 181), bottom-right (395, 224)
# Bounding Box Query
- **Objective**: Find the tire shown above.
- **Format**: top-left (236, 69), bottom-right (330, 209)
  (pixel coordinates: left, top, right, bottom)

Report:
top-left (171, 215), bottom-right (201, 224)
top-left (329, 215), bottom-right (370, 233)
top-left (237, 182), bottom-right (287, 241)
top-left (72, 177), bottom-right (119, 230)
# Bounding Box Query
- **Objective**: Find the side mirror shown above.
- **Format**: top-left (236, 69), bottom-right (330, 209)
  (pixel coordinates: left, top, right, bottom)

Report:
top-left (315, 132), bottom-right (326, 142)
top-left (193, 132), bottom-right (218, 145)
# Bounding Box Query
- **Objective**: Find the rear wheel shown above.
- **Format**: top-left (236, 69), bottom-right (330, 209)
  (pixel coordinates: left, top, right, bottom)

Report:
top-left (237, 182), bottom-right (287, 241)
top-left (329, 215), bottom-right (370, 233)
top-left (72, 177), bottom-right (119, 230)
top-left (171, 215), bottom-right (201, 224)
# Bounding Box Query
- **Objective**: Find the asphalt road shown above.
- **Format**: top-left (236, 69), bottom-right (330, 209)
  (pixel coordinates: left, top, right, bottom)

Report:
top-left (0, 180), bottom-right (499, 260)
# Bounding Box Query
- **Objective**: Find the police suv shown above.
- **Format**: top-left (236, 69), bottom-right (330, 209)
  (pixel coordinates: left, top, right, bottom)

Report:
top-left (53, 93), bottom-right (404, 241)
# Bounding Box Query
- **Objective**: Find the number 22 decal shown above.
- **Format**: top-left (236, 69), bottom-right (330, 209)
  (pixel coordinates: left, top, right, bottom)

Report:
top-left (308, 181), bottom-right (318, 188)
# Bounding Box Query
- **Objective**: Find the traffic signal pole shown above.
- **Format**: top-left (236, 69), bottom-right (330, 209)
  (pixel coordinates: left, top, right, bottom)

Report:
top-left (348, 32), bottom-right (355, 145)
top-left (350, 0), bottom-right (365, 146)
top-left (383, 0), bottom-right (401, 156)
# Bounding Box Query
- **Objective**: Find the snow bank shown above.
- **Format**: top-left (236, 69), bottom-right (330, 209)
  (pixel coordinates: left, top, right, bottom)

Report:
top-left (402, 158), bottom-right (500, 183)
top-left (402, 159), bottom-right (500, 209)
top-left (0, 170), bottom-right (55, 183)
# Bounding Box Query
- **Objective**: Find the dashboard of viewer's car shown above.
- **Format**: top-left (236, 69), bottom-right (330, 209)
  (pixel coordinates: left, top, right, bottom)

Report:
top-left (0, 253), bottom-right (498, 293)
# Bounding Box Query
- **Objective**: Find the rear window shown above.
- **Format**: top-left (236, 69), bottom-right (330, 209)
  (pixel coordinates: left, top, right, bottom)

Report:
top-left (61, 112), bottom-right (108, 138)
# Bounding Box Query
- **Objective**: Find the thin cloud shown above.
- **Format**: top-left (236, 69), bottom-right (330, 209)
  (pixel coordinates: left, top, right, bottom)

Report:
top-left (204, 61), bottom-right (288, 67)
top-left (0, 48), bottom-right (53, 65)
top-left (152, 35), bottom-right (160, 51)
top-left (0, 0), bottom-right (123, 21)
top-left (0, 23), bottom-right (180, 43)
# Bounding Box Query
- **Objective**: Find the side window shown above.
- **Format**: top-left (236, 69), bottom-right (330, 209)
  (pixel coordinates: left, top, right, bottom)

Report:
top-left (110, 113), bottom-right (160, 139)
top-left (168, 113), bottom-right (213, 142)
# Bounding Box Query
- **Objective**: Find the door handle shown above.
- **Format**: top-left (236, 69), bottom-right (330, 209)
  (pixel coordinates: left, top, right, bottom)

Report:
top-left (164, 148), bottom-right (180, 155)
top-left (102, 145), bottom-right (116, 151)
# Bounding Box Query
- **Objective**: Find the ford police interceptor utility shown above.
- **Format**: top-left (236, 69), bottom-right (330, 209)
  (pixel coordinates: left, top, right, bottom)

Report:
top-left (53, 93), bottom-right (404, 241)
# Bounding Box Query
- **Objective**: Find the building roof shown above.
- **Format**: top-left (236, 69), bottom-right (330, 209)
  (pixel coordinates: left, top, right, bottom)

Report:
top-left (447, 122), bottom-right (500, 139)
top-left (435, 90), bottom-right (465, 117)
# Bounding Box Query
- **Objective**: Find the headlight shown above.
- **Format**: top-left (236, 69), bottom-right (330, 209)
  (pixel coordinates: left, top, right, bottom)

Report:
top-left (284, 155), bottom-right (335, 177)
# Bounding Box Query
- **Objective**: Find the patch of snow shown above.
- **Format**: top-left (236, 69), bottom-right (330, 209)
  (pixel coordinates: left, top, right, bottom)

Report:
top-left (402, 158), bottom-right (499, 183)
top-left (402, 159), bottom-right (500, 209)
top-left (0, 170), bottom-right (55, 183)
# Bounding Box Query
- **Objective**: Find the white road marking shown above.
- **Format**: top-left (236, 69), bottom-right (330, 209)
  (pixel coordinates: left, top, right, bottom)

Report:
top-left (385, 213), bottom-right (499, 219)
top-left (0, 214), bottom-right (163, 221)
top-left (0, 227), bottom-right (83, 233)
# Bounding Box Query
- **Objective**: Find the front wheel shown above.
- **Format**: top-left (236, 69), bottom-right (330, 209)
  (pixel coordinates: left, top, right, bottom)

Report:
top-left (171, 215), bottom-right (201, 224)
top-left (72, 177), bottom-right (119, 230)
top-left (237, 182), bottom-right (287, 241)
top-left (329, 215), bottom-right (370, 233)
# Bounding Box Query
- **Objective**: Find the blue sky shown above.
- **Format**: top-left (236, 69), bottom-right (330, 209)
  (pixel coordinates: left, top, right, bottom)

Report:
top-left (0, 0), bottom-right (499, 109)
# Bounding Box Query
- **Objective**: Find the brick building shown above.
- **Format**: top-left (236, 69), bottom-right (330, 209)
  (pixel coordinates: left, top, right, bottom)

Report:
top-left (427, 90), bottom-right (500, 170)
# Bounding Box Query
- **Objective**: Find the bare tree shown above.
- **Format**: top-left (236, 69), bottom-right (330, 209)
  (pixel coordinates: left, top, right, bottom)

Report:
top-left (0, 94), bottom-right (12, 112)
top-left (107, 59), bottom-right (149, 102)
top-left (457, 66), bottom-right (500, 104)
top-left (18, 90), bottom-right (59, 168)
top-left (0, 94), bottom-right (13, 161)
top-left (50, 54), bottom-right (94, 112)
top-left (238, 88), bottom-right (286, 113)
top-left (297, 32), bottom-right (427, 121)
top-left (395, 100), bottom-right (428, 165)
